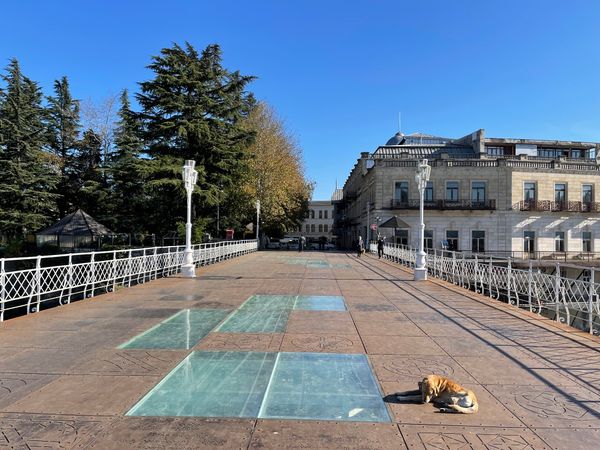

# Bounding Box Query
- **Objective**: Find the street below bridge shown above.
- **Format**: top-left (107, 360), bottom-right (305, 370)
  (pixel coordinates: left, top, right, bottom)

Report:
top-left (1, 250), bottom-right (600, 449)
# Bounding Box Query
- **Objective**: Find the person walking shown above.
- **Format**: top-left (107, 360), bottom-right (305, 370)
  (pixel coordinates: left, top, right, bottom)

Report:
top-left (377, 235), bottom-right (385, 259)
top-left (357, 235), bottom-right (364, 258)
top-left (299, 234), bottom-right (306, 252)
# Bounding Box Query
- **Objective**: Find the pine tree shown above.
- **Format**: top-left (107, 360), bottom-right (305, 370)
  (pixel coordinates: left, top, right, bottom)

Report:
top-left (46, 76), bottom-right (80, 217)
top-left (75, 128), bottom-right (109, 219)
top-left (135, 42), bottom-right (256, 236)
top-left (0, 59), bottom-right (59, 238)
top-left (109, 89), bottom-right (146, 232)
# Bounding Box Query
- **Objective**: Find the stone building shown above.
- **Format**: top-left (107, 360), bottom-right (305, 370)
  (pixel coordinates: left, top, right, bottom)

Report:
top-left (300, 199), bottom-right (335, 244)
top-left (335, 130), bottom-right (600, 259)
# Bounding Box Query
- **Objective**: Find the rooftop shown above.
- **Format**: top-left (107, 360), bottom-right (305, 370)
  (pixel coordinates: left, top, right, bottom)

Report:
top-left (1, 251), bottom-right (599, 448)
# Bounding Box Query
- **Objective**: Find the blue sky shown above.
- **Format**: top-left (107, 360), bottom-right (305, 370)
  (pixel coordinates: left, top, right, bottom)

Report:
top-left (2, 0), bottom-right (600, 199)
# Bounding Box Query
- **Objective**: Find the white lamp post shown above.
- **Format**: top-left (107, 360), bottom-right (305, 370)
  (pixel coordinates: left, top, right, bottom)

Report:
top-left (414, 159), bottom-right (431, 281)
top-left (255, 199), bottom-right (260, 243)
top-left (181, 160), bottom-right (198, 278)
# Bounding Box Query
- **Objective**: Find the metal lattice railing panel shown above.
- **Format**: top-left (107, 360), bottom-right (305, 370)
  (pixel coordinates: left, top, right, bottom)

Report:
top-left (0, 240), bottom-right (258, 321)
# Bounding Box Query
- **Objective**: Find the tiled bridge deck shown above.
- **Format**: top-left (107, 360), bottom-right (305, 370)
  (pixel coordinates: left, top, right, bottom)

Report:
top-left (2, 251), bottom-right (600, 449)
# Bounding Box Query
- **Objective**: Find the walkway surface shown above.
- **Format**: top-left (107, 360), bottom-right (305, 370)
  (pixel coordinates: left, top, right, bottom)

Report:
top-left (2, 251), bottom-right (600, 449)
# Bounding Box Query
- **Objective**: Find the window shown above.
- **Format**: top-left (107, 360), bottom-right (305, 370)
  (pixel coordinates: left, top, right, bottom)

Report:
top-left (471, 182), bottom-right (486, 203)
top-left (424, 230), bottom-right (433, 249)
top-left (318, 224), bottom-right (323, 233)
top-left (572, 149), bottom-right (582, 159)
top-left (583, 231), bottom-right (592, 253)
top-left (446, 181), bottom-right (459, 201)
top-left (396, 229), bottom-right (409, 246)
top-left (394, 181), bottom-right (409, 203)
top-left (324, 224), bottom-right (328, 233)
top-left (424, 181), bottom-right (433, 202)
top-left (524, 182), bottom-right (536, 202)
top-left (324, 210), bottom-right (328, 219)
top-left (446, 230), bottom-right (458, 251)
top-left (524, 231), bottom-right (535, 254)
top-left (555, 183), bottom-right (566, 204)
top-left (472, 231), bottom-right (485, 253)
top-left (306, 224), bottom-right (310, 233)
top-left (310, 210), bottom-right (315, 219)
top-left (318, 210), bottom-right (322, 219)
top-left (582, 184), bottom-right (593, 203)
top-left (486, 146), bottom-right (505, 156)
top-left (310, 224), bottom-right (315, 233)
top-left (555, 231), bottom-right (565, 252)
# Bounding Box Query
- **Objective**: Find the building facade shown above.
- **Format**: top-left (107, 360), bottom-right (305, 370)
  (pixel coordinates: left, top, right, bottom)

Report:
top-left (300, 200), bottom-right (335, 244)
top-left (335, 130), bottom-right (600, 259)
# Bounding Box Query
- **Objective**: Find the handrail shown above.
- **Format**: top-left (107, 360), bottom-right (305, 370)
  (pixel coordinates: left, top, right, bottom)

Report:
top-left (0, 240), bottom-right (258, 322)
top-left (371, 242), bottom-right (600, 335)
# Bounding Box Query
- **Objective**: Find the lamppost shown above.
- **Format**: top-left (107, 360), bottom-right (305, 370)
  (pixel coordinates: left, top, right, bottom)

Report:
top-left (216, 184), bottom-right (223, 238)
top-left (414, 159), bottom-right (431, 281)
top-left (181, 160), bottom-right (198, 278)
top-left (366, 201), bottom-right (371, 244)
top-left (255, 199), bottom-right (260, 243)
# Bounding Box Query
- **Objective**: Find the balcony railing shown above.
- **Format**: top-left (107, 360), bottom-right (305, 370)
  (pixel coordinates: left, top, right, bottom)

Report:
top-left (389, 199), bottom-right (496, 210)
top-left (517, 200), bottom-right (600, 212)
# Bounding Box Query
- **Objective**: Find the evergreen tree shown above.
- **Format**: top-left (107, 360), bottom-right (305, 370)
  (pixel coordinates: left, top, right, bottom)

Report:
top-left (46, 76), bottom-right (80, 217)
top-left (135, 42), bottom-right (256, 236)
top-left (75, 128), bottom-right (109, 219)
top-left (0, 59), bottom-right (59, 238)
top-left (109, 89), bottom-right (146, 232)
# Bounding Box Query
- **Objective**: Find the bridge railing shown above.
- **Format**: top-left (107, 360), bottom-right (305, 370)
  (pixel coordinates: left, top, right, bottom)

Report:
top-left (370, 242), bottom-right (600, 335)
top-left (0, 240), bottom-right (257, 321)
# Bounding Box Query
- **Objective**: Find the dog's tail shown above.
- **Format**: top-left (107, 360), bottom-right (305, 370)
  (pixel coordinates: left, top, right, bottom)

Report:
top-left (445, 402), bottom-right (478, 414)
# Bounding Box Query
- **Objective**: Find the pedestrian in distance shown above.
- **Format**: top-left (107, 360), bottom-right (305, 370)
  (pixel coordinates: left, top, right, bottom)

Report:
top-left (377, 235), bottom-right (385, 259)
top-left (357, 235), bottom-right (364, 258)
top-left (299, 234), bottom-right (306, 252)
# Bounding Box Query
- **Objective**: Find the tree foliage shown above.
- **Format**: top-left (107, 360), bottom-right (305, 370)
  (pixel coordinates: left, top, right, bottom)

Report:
top-left (0, 43), bottom-right (312, 253)
top-left (241, 102), bottom-right (313, 237)
top-left (0, 59), bottom-right (59, 237)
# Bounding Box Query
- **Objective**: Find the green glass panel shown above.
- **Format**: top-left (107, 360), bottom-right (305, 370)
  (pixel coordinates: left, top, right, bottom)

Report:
top-left (240, 295), bottom-right (297, 311)
top-left (259, 353), bottom-right (390, 422)
top-left (119, 309), bottom-right (230, 349)
top-left (128, 351), bottom-right (277, 418)
top-left (217, 308), bottom-right (290, 333)
top-left (294, 296), bottom-right (347, 311)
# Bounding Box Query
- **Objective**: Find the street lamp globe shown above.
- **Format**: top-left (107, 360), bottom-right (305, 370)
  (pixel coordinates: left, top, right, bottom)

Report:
top-left (414, 159), bottom-right (431, 281)
top-left (181, 159), bottom-right (198, 278)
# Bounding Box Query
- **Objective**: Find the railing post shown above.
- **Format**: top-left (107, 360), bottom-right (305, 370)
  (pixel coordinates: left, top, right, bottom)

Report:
top-left (461, 252), bottom-right (466, 287)
top-left (474, 254), bottom-right (479, 292)
top-left (67, 254), bottom-right (73, 304)
top-left (127, 249), bottom-right (133, 287)
top-left (35, 255), bottom-right (42, 312)
top-left (89, 253), bottom-right (96, 298)
top-left (589, 268), bottom-right (595, 334)
top-left (112, 250), bottom-right (117, 292)
top-left (507, 258), bottom-right (512, 305)
top-left (555, 262), bottom-right (561, 322)
top-left (488, 256), bottom-right (493, 298)
top-left (452, 251), bottom-right (456, 284)
top-left (0, 258), bottom-right (5, 321)
top-left (153, 247), bottom-right (158, 280)
top-left (528, 260), bottom-right (533, 313)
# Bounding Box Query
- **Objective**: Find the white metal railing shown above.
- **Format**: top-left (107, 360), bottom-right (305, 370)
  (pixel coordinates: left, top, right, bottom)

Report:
top-left (370, 242), bottom-right (600, 335)
top-left (0, 240), bottom-right (257, 322)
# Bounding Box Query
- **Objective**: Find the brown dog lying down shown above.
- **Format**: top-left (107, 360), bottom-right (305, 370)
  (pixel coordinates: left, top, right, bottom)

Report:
top-left (395, 374), bottom-right (479, 414)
